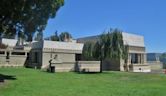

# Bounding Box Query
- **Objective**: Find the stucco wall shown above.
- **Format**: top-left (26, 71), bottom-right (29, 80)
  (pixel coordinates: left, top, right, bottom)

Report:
top-left (77, 61), bottom-right (100, 72)
top-left (148, 61), bottom-right (163, 70)
top-left (10, 56), bottom-right (27, 65)
top-left (42, 52), bottom-right (75, 69)
top-left (0, 54), bottom-right (27, 67)
top-left (0, 55), bottom-right (6, 65)
top-left (49, 61), bottom-right (100, 72)
top-left (132, 64), bottom-right (151, 72)
top-left (53, 63), bottom-right (76, 72)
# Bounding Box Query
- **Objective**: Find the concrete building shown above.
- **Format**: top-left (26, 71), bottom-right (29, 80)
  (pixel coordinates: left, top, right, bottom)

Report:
top-left (0, 38), bottom-right (30, 67)
top-left (0, 38), bottom-right (82, 70)
top-left (0, 32), bottom-right (151, 73)
top-left (77, 32), bottom-right (151, 72)
top-left (0, 38), bottom-right (101, 72)
top-left (28, 40), bottom-right (84, 72)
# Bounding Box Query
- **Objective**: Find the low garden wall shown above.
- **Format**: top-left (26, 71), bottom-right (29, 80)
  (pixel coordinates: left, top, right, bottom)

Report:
top-left (131, 64), bottom-right (151, 72)
top-left (77, 61), bottom-right (101, 72)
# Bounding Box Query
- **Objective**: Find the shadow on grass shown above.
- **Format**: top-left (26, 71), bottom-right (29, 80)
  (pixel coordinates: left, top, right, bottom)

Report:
top-left (0, 74), bottom-right (16, 83)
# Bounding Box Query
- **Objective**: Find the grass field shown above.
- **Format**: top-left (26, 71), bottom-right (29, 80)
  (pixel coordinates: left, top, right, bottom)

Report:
top-left (0, 68), bottom-right (166, 96)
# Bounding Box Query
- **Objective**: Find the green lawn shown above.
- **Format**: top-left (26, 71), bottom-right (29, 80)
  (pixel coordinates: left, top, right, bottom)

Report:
top-left (0, 68), bottom-right (166, 96)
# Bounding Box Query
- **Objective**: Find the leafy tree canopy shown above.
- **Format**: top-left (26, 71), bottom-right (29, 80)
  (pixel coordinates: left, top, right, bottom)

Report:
top-left (160, 53), bottom-right (166, 58)
top-left (59, 32), bottom-right (72, 42)
top-left (160, 53), bottom-right (166, 64)
top-left (0, 0), bottom-right (64, 41)
top-left (44, 31), bottom-right (59, 41)
top-left (82, 42), bottom-right (95, 61)
top-left (82, 28), bottom-right (128, 61)
top-left (44, 31), bottom-right (73, 42)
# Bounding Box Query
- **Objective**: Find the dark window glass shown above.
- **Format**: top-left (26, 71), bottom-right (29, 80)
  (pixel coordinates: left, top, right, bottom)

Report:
top-left (0, 51), bottom-right (5, 54)
top-left (6, 52), bottom-right (10, 59)
top-left (12, 52), bottom-right (25, 55)
top-left (76, 54), bottom-right (82, 61)
top-left (34, 52), bottom-right (38, 63)
top-left (131, 53), bottom-right (138, 64)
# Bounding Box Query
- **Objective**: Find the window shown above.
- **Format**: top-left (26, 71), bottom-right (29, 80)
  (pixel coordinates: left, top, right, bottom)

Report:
top-left (0, 51), bottom-right (5, 54)
top-left (34, 52), bottom-right (39, 63)
top-left (12, 52), bottom-right (25, 55)
top-left (6, 52), bottom-right (10, 59)
top-left (76, 54), bottom-right (82, 61)
top-left (131, 53), bottom-right (138, 64)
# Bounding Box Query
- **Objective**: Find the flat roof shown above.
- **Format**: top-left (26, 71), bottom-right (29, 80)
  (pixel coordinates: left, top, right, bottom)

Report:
top-left (122, 32), bottom-right (145, 47)
top-left (43, 40), bottom-right (84, 51)
top-left (77, 32), bottom-right (145, 47)
top-left (0, 38), bottom-right (17, 47)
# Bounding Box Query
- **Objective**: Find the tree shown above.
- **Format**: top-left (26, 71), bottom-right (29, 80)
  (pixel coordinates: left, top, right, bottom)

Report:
top-left (34, 31), bottom-right (43, 41)
top-left (0, 0), bottom-right (64, 41)
top-left (160, 53), bottom-right (166, 65)
top-left (82, 28), bottom-right (127, 61)
top-left (160, 53), bottom-right (166, 59)
top-left (93, 41), bottom-right (101, 60)
top-left (82, 42), bottom-right (95, 61)
top-left (110, 29), bottom-right (127, 60)
top-left (93, 29), bottom-right (127, 60)
top-left (50, 31), bottom-right (59, 41)
top-left (81, 28), bottom-right (128, 72)
top-left (59, 32), bottom-right (72, 42)
top-left (96, 29), bottom-right (128, 72)
top-left (44, 31), bottom-right (59, 41)
top-left (17, 31), bottom-right (26, 45)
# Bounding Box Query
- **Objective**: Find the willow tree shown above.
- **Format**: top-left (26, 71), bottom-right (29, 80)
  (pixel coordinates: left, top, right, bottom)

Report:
top-left (82, 28), bottom-right (128, 72)
top-left (93, 41), bottom-right (101, 60)
top-left (110, 29), bottom-right (127, 60)
top-left (93, 28), bottom-right (128, 60)
top-left (82, 42), bottom-right (95, 61)
top-left (0, 0), bottom-right (64, 41)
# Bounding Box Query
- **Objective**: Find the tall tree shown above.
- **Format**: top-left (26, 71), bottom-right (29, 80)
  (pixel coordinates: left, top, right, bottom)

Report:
top-left (81, 28), bottom-right (128, 72)
top-left (34, 31), bottom-right (43, 41)
top-left (110, 29), bottom-right (126, 60)
top-left (50, 31), bottom-right (59, 41)
top-left (160, 53), bottom-right (166, 65)
top-left (45, 31), bottom-right (60, 41)
top-left (0, 0), bottom-right (64, 41)
top-left (59, 32), bottom-right (72, 42)
top-left (90, 28), bottom-right (128, 60)
top-left (17, 31), bottom-right (26, 45)
top-left (93, 41), bottom-right (101, 60)
top-left (82, 42), bottom-right (95, 61)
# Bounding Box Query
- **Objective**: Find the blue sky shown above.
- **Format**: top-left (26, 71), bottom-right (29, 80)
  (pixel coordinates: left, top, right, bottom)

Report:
top-left (44, 0), bottom-right (166, 53)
